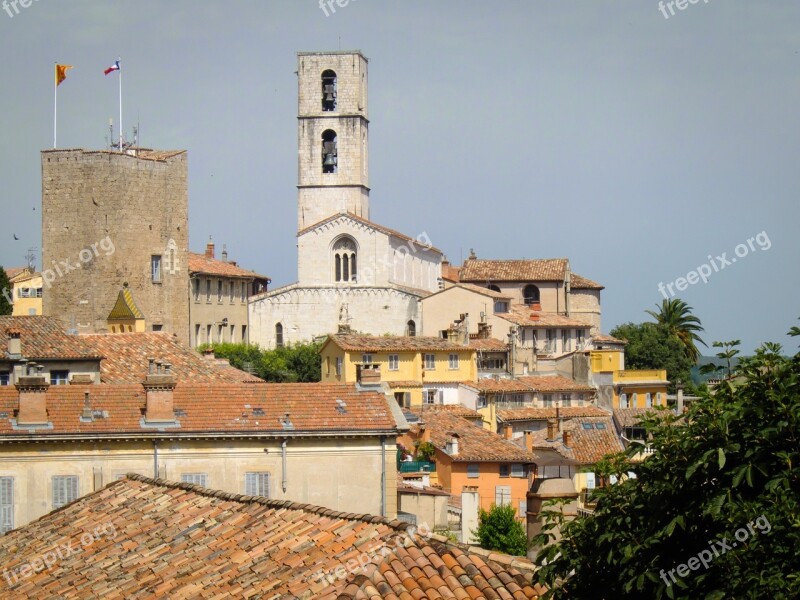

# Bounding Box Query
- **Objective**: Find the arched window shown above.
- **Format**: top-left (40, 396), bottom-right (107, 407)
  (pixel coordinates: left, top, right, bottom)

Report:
top-left (322, 69), bottom-right (336, 111)
top-left (333, 236), bottom-right (357, 282)
top-left (523, 284), bottom-right (540, 305)
top-left (487, 284), bottom-right (501, 293)
top-left (407, 320), bottom-right (416, 337)
top-left (322, 129), bottom-right (337, 173)
top-left (275, 323), bottom-right (284, 348)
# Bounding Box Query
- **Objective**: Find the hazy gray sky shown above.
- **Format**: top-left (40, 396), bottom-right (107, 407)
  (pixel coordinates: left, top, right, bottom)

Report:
top-left (1, 1), bottom-right (797, 353)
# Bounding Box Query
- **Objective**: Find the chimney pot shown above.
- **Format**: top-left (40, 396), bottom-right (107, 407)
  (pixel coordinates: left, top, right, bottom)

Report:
top-left (503, 423), bottom-right (513, 440)
top-left (205, 238), bottom-right (215, 259)
top-left (546, 419), bottom-right (558, 441)
top-left (16, 377), bottom-right (50, 425)
top-left (563, 430), bottom-right (573, 448)
top-left (222, 244), bottom-right (228, 262)
top-left (6, 330), bottom-right (21, 357)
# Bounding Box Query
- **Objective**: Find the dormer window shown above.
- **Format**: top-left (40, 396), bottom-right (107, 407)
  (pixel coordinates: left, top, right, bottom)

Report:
top-left (322, 70), bottom-right (337, 111)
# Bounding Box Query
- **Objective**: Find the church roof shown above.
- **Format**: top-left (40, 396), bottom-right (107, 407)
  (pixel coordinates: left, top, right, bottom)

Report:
top-left (107, 287), bottom-right (144, 321)
top-left (459, 258), bottom-right (604, 290)
top-left (297, 211), bottom-right (443, 255)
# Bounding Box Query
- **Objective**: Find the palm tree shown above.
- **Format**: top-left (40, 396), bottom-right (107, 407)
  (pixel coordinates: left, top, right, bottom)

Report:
top-left (646, 298), bottom-right (706, 363)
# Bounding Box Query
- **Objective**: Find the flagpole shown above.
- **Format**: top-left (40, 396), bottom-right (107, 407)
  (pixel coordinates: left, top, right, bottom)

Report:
top-left (53, 63), bottom-right (57, 149)
top-left (118, 57), bottom-right (122, 150)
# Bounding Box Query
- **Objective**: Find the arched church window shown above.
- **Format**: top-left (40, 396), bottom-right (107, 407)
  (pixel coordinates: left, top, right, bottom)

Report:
top-left (523, 284), bottom-right (540, 305)
top-left (487, 284), bottom-right (501, 293)
top-left (275, 323), bottom-right (284, 348)
top-left (322, 129), bottom-right (337, 173)
top-left (322, 70), bottom-right (337, 111)
top-left (333, 236), bottom-right (357, 283)
top-left (407, 320), bottom-right (416, 337)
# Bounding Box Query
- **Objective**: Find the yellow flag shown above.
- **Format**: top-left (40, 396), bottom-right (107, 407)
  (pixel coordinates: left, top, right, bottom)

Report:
top-left (56, 64), bottom-right (73, 87)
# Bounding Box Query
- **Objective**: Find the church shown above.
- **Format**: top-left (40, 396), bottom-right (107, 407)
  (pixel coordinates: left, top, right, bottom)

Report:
top-left (248, 51), bottom-right (443, 348)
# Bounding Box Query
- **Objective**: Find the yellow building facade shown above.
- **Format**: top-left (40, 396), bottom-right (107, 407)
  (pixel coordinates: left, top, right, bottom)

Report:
top-left (612, 369), bottom-right (669, 408)
top-left (320, 334), bottom-right (477, 407)
top-left (10, 271), bottom-right (43, 317)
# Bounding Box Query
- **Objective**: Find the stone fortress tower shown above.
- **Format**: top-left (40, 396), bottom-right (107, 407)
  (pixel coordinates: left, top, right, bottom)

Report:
top-left (41, 149), bottom-right (190, 344)
top-left (249, 51), bottom-right (443, 348)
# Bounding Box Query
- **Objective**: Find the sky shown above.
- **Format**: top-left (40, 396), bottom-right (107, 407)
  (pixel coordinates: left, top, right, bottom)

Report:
top-left (0, 1), bottom-right (798, 354)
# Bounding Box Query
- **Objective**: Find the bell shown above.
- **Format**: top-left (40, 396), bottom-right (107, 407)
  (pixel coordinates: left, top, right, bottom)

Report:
top-left (324, 153), bottom-right (337, 167)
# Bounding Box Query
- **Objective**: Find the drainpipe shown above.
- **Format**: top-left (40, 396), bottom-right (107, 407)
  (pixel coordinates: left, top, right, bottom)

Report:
top-left (380, 436), bottom-right (386, 517)
top-left (153, 440), bottom-right (159, 479)
top-left (281, 439), bottom-right (288, 493)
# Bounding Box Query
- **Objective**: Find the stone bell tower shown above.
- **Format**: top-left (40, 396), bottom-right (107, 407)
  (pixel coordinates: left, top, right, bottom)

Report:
top-left (296, 51), bottom-right (370, 231)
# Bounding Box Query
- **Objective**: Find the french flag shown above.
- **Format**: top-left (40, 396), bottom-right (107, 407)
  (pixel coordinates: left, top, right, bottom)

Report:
top-left (104, 60), bottom-right (120, 76)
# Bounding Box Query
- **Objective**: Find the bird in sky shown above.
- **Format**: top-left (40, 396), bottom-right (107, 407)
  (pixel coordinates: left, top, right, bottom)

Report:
top-left (13, 234), bottom-right (19, 240)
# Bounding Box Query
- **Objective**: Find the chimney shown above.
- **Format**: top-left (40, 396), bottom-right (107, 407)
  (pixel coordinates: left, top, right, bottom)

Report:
top-left (546, 419), bottom-right (558, 442)
top-left (502, 423), bottom-right (513, 440)
top-left (477, 321), bottom-right (492, 340)
top-left (563, 430), bottom-right (573, 448)
top-left (445, 433), bottom-right (460, 456)
top-left (81, 392), bottom-right (93, 420)
top-left (143, 361), bottom-right (177, 423)
top-left (205, 238), bottom-right (215, 259)
top-left (461, 486), bottom-right (480, 544)
top-left (16, 372), bottom-right (50, 425)
top-left (221, 244), bottom-right (228, 263)
top-left (523, 430), bottom-right (533, 452)
top-left (202, 348), bottom-right (215, 361)
top-left (7, 330), bottom-right (21, 357)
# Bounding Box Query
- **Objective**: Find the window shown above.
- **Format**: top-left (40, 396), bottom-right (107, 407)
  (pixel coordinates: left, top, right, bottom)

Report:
top-left (576, 329), bottom-right (586, 349)
top-left (241, 282), bottom-right (247, 302)
top-left (467, 464), bottom-right (479, 478)
top-left (194, 324), bottom-right (201, 347)
top-left (361, 353), bottom-right (374, 365)
top-left (192, 278), bottom-right (200, 301)
top-left (406, 320), bottom-right (416, 337)
top-left (335, 357), bottom-right (343, 376)
top-left (424, 354), bottom-right (435, 370)
top-left (542, 393), bottom-right (553, 408)
top-left (519, 499), bottom-right (527, 517)
top-left (151, 256), bottom-right (162, 283)
top-left (52, 475), bottom-right (78, 509)
top-left (242, 325), bottom-right (247, 343)
top-left (321, 69), bottom-right (337, 111)
top-left (448, 354), bottom-right (459, 370)
top-left (0, 477), bottom-right (13, 533)
top-left (206, 279), bottom-right (211, 302)
top-left (333, 236), bottom-right (357, 282)
top-left (585, 472), bottom-right (596, 490)
top-left (582, 423), bottom-right (594, 430)
top-left (322, 129), bottom-right (338, 173)
top-left (657, 392), bottom-right (663, 406)
top-left (487, 284), bottom-right (501, 292)
top-left (424, 389), bottom-right (440, 405)
top-left (275, 323), bottom-right (284, 348)
top-left (493, 300), bottom-right (508, 313)
top-left (388, 354), bottom-right (399, 371)
top-left (562, 329), bottom-right (570, 352)
top-left (50, 370), bottom-right (69, 385)
top-left (545, 330), bottom-right (556, 353)
top-left (632, 392), bottom-right (639, 407)
top-left (152, 324), bottom-right (163, 332)
top-left (511, 464), bottom-right (526, 478)
top-left (620, 393), bottom-right (628, 409)
top-left (217, 280), bottom-right (223, 302)
top-left (206, 324), bottom-right (212, 343)
top-left (229, 281), bottom-right (235, 302)
top-left (181, 473), bottom-right (208, 487)
top-left (495, 485), bottom-right (512, 506)
top-left (499, 465), bottom-right (509, 478)
top-left (18, 287), bottom-right (32, 298)
top-left (595, 423), bottom-right (607, 430)
top-left (646, 392), bottom-right (653, 408)
top-left (477, 395), bottom-right (487, 409)
top-left (0, 372), bottom-right (9, 386)
top-left (245, 472), bottom-right (270, 497)
top-left (523, 284), bottom-right (540, 305)
top-left (561, 393), bottom-right (572, 408)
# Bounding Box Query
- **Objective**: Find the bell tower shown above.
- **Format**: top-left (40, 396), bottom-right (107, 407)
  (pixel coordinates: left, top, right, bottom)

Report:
top-left (296, 51), bottom-right (370, 231)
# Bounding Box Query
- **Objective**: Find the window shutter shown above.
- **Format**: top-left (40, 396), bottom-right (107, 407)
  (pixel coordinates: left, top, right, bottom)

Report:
top-left (519, 499), bottom-right (527, 517)
top-left (495, 485), bottom-right (511, 506)
top-left (0, 477), bottom-right (13, 533)
top-left (245, 473), bottom-right (256, 496)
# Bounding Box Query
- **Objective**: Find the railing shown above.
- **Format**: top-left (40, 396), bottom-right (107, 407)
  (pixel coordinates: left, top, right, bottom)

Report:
top-left (398, 461), bottom-right (436, 473)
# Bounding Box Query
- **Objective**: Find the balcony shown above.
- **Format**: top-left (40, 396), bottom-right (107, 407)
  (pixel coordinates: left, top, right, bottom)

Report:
top-left (398, 460), bottom-right (436, 473)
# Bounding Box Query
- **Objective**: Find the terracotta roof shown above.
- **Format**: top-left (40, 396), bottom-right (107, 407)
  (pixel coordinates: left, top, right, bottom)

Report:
top-left (467, 378), bottom-right (533, 393)
top-left (412, 410), bottom-right (535, 463)
top-left (79, 332), bottom-right (256, 383)
top-left (460, 258), bottom-right (568, 282)
top-left (528, 416), bottom-right (624, 465)
top-left (441, 262), bottom-right (461, 281)
top-left (0, 475), bottom-right (544, 598)
top-left (326, 333), bottom-right (474, 353)
top-left (397, 482), bottom-right (451, 497)
top-left (499, 305), bottom-right (593, 329)
top-left (592, 333), bottom-right (628, 345)
top-left (188, 252), bottom-right (269, 280)
top-left (612, 407), bottom-right (676, 429)
top-left (106, 288), bottom-right (144, 320)
top-left (8, 270), bottom-right (40, 284)
top-left (571, 273), bottom-right (604, 290)
top-left (414, 404), bottom-right (483, 421)
top-left (0, 316), bottom-right (102, 360)
top-left (2, 267), bottom-right (27, 280)
top-left (387, 380), bottom-right (423, 388)
top-left (470, 337), bottom-right (509, 351)
top-left (297, 211), bottom-right (443, 255)
top-left (425, 282), bottom-right (512, 300)
top-left (516, 375), bottom-right (596, 393)
top-left (0, 382), bottom-right (400, 438)
top-left (498, 406), bottom-right (610, 422)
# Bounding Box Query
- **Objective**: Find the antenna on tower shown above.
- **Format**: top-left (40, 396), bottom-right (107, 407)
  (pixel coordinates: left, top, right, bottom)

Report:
top-left (25, 248), bottom-right (37, 271)
top-left (108, 118), bottom-right (114, 150)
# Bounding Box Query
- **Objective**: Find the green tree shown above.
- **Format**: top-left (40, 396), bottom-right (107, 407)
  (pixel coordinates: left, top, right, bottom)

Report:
top-left (473, 504), bottom-right (528, 557)
top-left (0, 267), bottom-right (12, 315)
top-left (700, 340), bottom-right (741, 380)
top-left (204, 341), bottom-right (322, 382)
top-left (533, 326), bottom-right (800, 599)
top-left (415, 441), bottom-right (436, 462)
top-left (610, 322), bottom-right (694, 392)
top-left (646, 298), bottom-right (706, 363)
